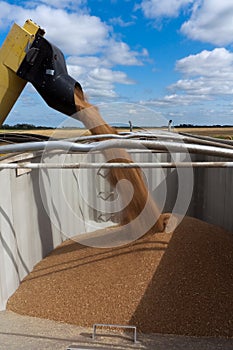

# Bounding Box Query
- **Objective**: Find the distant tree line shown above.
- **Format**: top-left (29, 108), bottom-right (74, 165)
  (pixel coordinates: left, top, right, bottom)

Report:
top-left (2, 123), bottom-right (54, 130)
top-left (175, 124), bottom-right (233, 128)
top-left (1, 123), bottom-right (233, 130)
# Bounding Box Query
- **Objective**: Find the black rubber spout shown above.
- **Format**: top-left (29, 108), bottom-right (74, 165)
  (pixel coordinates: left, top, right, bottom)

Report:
top-left (17, 34), bottom-right (83, 116)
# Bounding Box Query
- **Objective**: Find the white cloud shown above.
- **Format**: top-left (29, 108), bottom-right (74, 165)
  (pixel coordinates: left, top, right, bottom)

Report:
top-left (65, 37), bottom-right (146, 99)
top-left (85, 88), bottom-right (117, 99)
top-left (0, 2), bottom-right (109, 55)
top-left (143, 93), bottom-right (209, 107)
top-left (104, 41), bottom-right (145, 66)
top-left (0, 1), bottom-right (146, 61)
top-left (140, 0), bottom-right (233, 46)
top-left (175, 48), bottom-right (233, 77)
top-left (67, 65), bottom-right (134, 99)
top-left (18, 6), bottom-right (109, 56)
top-left (181, 0), bottom-right (233, 45)
top-left (141, 47), bottom-right (233, 109)
top-left (109, 16), bottom-right (135, 27)
top-left (67, 53), bottom-right (136, 99)
top-left (170, 77), bottom-right (233, 96)
top-left (67, 64), bottom-right (86, 78)
top-left (172, 48), bottom-right (233, 97)
top-left (36, 0), bottom-right (86, 10)
top-left (88, 68), bottom-right (135, 84)
top-left (140, 0), bottom-right (194, 18)
top-left (173, 48), bottom-right (233, 99)
top-left (67, 56), bottom-right (103, 68)
top-left (168, 48), bottom-right (233, 104)
top-left (0, 0), bottom-right (147, 60)
top-left (0, 0), bottom-right (146, 100)
top-left (0, 2), bottom-right (22, 27)
top-left (11, 0), bottom-right (87, 11)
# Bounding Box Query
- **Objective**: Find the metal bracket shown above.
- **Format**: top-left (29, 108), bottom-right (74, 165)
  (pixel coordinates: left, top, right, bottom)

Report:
top-left (97, 191), bottom-right (115, 201)
top-left (97, 167), bottom-right (110, 179)
top-left (97, 213), bottom-right (115, 222)
top-left (92, 323), bottom-right (138, 343)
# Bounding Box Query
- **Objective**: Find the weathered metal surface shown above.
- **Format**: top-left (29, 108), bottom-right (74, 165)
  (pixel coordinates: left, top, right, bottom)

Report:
top-left (2, 138), bottom-right (233, 158)
top-left (0, 161), bottom-right (233, 168)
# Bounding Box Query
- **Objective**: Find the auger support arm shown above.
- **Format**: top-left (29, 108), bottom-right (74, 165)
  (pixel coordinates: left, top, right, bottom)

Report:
top-left (0, 20), bottom-right (42, 125)
top-left (0, 19), bottom-right (83, 126)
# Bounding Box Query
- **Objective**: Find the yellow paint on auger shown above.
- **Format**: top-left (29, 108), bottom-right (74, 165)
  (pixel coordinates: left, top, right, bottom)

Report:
top-left (0, 20), bottom-right (43, 126)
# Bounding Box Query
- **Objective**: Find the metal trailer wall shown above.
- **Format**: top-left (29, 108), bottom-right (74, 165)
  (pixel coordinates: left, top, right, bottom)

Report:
top-left (191, 154), bottom-right (233, 231)
top-left (0, 150), bottom-right (170, 309)
top-left (0, 151), bottom-right (233, 310)
top-left (0, 151), bottom-right (115, 310)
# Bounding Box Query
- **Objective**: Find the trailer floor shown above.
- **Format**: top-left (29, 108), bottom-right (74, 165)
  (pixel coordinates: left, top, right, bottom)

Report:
top-left (0, 310), bottom-right (233, 350)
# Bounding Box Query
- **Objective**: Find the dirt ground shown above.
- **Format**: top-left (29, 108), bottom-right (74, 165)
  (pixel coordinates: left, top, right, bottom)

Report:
top-left (1, 310), bottom-right (233, 350)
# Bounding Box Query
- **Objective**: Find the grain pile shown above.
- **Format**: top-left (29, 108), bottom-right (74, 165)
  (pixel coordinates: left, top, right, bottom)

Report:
top-left (7, 216), bottom-right (233, 338)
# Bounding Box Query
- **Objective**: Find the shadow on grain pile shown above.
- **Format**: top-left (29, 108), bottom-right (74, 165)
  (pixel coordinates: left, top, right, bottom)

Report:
top-left (7, 216), bottom-right (233, 338)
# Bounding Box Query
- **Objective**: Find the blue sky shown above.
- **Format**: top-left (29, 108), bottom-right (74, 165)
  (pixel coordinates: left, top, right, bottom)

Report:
top-left (1, 0), bottom-right (233, 127)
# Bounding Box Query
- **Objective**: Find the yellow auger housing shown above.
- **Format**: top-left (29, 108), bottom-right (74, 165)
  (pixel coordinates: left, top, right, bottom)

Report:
top-left (0, 20), bottom-right (44, 125)
top-left (0, 19), bottom-right (83, 124)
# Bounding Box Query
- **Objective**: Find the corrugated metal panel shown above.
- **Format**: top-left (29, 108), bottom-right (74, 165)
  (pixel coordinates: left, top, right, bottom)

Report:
top-left (40, 152), bottom-right (115, 239)
top-left (0, 169), bottom-right (19, 309)
top-left (192, 155), bottom-right (233, 232)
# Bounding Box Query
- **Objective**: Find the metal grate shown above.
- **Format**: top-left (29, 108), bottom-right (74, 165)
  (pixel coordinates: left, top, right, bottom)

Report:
top-left (92, 323), bottom-right (138, 343)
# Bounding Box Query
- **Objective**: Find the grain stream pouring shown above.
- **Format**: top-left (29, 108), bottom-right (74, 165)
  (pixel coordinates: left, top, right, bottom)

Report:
top-left (0, 19), bottom-right (172, 238)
